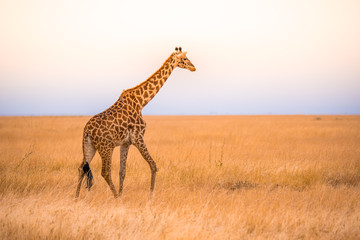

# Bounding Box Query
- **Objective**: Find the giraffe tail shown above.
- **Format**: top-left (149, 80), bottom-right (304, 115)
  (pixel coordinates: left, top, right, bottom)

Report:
top-left (83, 162), bottom-right (94, 190)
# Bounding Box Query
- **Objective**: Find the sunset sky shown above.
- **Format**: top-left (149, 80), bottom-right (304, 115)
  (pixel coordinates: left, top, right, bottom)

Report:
top-left (1, 0), bottom-right (359, 115)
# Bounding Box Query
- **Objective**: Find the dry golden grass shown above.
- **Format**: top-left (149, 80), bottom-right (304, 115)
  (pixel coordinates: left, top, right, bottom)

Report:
top-left (0, 115), bottom-right (359, 239)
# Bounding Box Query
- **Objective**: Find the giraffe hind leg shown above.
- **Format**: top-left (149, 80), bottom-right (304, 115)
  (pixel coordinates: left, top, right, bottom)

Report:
top-left (76, 165), bottom-right (85, 198)
top-left (99, 148), bottom-right (118, 198)
top-left (119, 143), bottom-right (130, 196)
top-left (76, 133), bottom-right (96, 198)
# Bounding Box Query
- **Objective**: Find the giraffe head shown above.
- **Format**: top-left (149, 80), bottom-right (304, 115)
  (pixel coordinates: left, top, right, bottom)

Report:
top-left (174, 47), bottom-right (196, 72)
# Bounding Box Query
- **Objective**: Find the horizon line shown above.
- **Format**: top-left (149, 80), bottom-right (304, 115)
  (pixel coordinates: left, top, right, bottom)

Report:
top-left (0, 114), bottom-right (359, 117)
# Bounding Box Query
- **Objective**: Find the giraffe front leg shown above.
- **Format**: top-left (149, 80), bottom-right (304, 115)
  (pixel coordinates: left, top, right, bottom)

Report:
top-left (133, 137), bottom-right (158, 193)
top-left (119, 143), bottom-right (130, 196)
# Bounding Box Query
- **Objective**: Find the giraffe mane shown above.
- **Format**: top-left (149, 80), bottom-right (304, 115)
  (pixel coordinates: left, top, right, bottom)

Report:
top-left (121, 53), bottom-right (176, 96)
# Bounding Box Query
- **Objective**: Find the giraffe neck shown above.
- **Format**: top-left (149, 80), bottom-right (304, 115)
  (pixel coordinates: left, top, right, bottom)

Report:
top-left (120, 53), bottom-right (176, 110)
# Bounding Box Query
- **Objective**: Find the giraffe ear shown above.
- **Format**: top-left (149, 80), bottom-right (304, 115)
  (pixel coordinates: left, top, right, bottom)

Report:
top-left (178, 51), bottom-right (187, 58)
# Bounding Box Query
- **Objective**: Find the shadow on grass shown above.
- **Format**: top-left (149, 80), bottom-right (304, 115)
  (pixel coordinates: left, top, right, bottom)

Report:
top-left (220, 180), bottom-right (258, 191)
top-left (326, 175), bottom-right (360, 187)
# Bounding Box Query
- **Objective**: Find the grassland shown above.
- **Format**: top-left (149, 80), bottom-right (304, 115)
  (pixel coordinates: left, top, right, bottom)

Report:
top-left (0, 115), bottom-right (359, 239)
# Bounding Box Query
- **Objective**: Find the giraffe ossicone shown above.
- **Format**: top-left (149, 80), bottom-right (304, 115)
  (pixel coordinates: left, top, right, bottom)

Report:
top-left (76, 47), bottom-right (196, 198)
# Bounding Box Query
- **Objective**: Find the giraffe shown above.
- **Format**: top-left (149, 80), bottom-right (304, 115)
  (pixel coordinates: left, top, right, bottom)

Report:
top-left (75, 47), bottom-right (196, 198)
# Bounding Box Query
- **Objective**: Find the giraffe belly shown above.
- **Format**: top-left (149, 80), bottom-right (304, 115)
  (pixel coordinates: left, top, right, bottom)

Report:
top-left (115, 129), bottom-right (131, 146)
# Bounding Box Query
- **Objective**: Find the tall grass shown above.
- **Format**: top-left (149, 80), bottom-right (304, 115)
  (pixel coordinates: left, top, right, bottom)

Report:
top-left (0, 115), bottom-right (359, 239)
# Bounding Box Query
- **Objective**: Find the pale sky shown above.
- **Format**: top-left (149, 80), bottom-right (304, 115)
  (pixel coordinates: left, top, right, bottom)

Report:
top-left (1, 0), bottom-right (359, 115)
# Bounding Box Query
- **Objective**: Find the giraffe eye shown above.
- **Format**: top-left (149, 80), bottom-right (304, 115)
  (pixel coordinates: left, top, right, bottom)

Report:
top-left (184, 58), bottom-right (187, 60)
